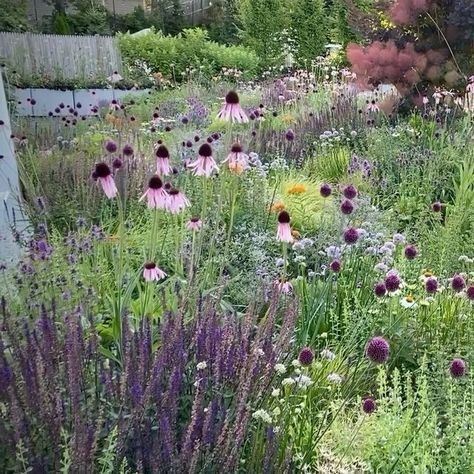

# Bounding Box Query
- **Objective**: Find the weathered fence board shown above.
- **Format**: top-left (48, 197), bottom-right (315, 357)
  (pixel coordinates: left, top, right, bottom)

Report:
top-left (0, 32), bottom-right (122, 80)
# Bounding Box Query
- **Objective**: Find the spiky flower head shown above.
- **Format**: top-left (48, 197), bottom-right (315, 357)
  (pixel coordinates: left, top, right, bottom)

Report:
top-left (340, 199), bottom-right (354, 215)
top-left (343, 227), bottom-right (359, 244)
top-left (278, 211), bottom-right (290, 224)
top-left (123, 144), bottom-right (134, 156)
top-left (384, 273), bottom-right (401, 292)
top-left (466, 286), bottom-right (474, 301)
top-left (225, 90), bottom-right (240, 104)
top-left (449, 358), bottom-right (466, 378)
top-left (432, 201), bottom-right (442, 212)
top-left (343, 184), bottom-right (357, 200)
top-left (298, 347), bottom-right (314, 366)
top-left (320, 183), bottom-right (332, 198)
top-left (374, 281), bottom-right (387, 297)
top-left (104, 140), bottom-right (117, 154)
top-left (366, 336), bottom-right (389, 364)
top-left (451, 274), bottom-right (465, 292)
top-left (404, 244), bottom-right (417, 259)
top-left (198, 143), bottom-right (213, 157)
top-left (362, 397), bottom-right (376, 414)
top-left (155, 145), bottom-right (170, 159)
top-left (425, 277), bottom-right (438, 293)
top-left (94, 162), bottom-right (111, 178)
top-left (330, 259), bottom-right (341, 272)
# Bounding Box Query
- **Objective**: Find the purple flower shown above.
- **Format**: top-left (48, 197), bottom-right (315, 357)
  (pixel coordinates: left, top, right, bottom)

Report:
top-left (320, 183), bottom-right (332, 198)
top-left (466, 286), bottom-right (474, 300)
top-left (104, 140), bottom-right (117, 154)
top-left (451, 274), bottom-right (465, 292)
top-left (330, 259), bottom-right (341, 273)
top-left (298, 347), bottom-right (314, 366)
top-left (449, 358), bottom-right (466, 378)
top-left (343, 227), bottom-right (359, 244)
top-left (343, 184), bottom-right (357, 200)
top-left (404, 245), bottom-right (417, 260)
top-left (122, 144), bottom-right (134, 156)
top-left (366, 336), bottom-right (389, 364)
top-left (340, 199), bottom-right (354, 215)
top-left (374, 281), bottom-right (387, 297)
top-left (384, 273), bottom-right (401, 292)
top-left (425, 277), bottom-right (438, 293)
top-left (285, 129), bottom-right (295, 141)
top-left (432, 201), bottom-right (442, 212)
top-left (362, 397), bottom-right (376, 414)
top-left (112, 157), bottom-right (123, 169)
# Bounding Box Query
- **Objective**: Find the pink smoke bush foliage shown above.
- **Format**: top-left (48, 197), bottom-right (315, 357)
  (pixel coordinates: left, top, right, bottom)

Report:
top-left (390, 0), bottom-right (432, 25)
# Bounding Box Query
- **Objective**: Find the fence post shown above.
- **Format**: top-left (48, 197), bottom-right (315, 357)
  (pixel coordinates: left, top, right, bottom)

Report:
top-left (0, 72), bottom-right (27, 267)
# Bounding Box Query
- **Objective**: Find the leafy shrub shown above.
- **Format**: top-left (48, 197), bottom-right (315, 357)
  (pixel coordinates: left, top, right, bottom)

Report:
top-left (118, 28), bottom-right (260, 81)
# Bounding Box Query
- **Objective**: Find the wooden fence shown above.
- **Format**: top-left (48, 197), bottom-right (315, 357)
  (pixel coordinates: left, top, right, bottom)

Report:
top-left (0, 32), bottom-right (122, 80)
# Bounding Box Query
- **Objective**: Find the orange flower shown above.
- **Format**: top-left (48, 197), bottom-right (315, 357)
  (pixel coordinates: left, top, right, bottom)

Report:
top-left (287, 184), bottom-right (306, 194)
top-left (228, 162), bottom-right (244, 175)
top-left (107, 234), bottom-right (120, 242)
top-left (271, 202), bottom-right (285, 212)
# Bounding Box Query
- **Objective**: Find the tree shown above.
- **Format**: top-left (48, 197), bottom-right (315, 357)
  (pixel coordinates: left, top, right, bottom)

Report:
top-left (291, 0), bottom-right (327, 64)
top-left (238, 0), bottom-right (287, 63)
top-left (0, 0), bottom-right (30, 32)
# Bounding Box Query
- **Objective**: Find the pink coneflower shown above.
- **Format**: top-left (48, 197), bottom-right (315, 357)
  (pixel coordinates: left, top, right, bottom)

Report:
top-left (155, 145), bottom-right (173, 176)
top-left (107, 71), bottom-right (123, 83)
top-left (143, 262), bottom-right (166, 281)
top-left (276, 279), bottom-right (293, 294)
top-left (167, 188), bottom-right (190, 214)
top-left (139, 175), bottom-right (168, 209)
top-left (94, 163), bottom-right (117, 199)
top-left (216, 91), bottom-right (249, 123)
top-left (109, 100), bottom-right (121, 112)
top-left (188, 143), bottom-right (219, 177)
top-left (223, 143), bottom-right (249, 174)
top-left (186, 217), bottom-right (202, 231)
top-left (277, 211), bottom-right (293, 243)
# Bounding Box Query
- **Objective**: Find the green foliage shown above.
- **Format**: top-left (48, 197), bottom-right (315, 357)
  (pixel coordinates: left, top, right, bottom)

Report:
top-left (118, 28), bottom-right (260, 81)
top-left (0, 0), bottom-right (29, 32)
top-left (237, 0), bottom-right (287, 64)
top-left (290, 0), bottom-right (328, 64)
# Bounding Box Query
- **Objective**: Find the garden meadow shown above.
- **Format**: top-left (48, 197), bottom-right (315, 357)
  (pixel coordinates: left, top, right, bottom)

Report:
top-left (1, 0), bottom-right (474, 473)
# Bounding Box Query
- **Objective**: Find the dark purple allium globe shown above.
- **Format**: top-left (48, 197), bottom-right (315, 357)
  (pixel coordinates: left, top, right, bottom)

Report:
top-left (425, 277), bottom-right (438, 294)
top-left (340, 199), bottom-right (354, 215)
top-left (366, 336), bottom-right (390, 364)
top-left (194, 135), bottom-right (200, 142)
top-left (330, 259), bottom-right (341, 273)
top-left (374, 281), bottom-right (387, 297)
top-left (112, 157), bottom-right (123, 169)
top-left (343, 184), bottom-right (357, 200)
top-left (122, 144), bottom-right (134, 156)
top-left (105, 140), bottom-right (117, 154)
top-left (298, 347), bottom-right (314, 366)
top-left (181, 116), bottom-right (189, 124)
top-left (464, 285), bottom-right (474, 301)
top-left (384, 273), bottom-right (401, 292)
top-left (320, 183), bottom-right (332, 198)
top-left (362, 397), bottom-right (376, 414)
top-left (451, 274), bottom-right (465, 292)
top-left (343, 227), bottom-right (359, 244)
top-left (449, 358), bottom-right (466, 378)
top-left (404, 245), bottom-right (417, 260)
top-left (186, 140), bottom-right (193, 148)
top-left (432, 201), bottom-right (442, 212)
top-left (285, 129), bottom-right (295, 141)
